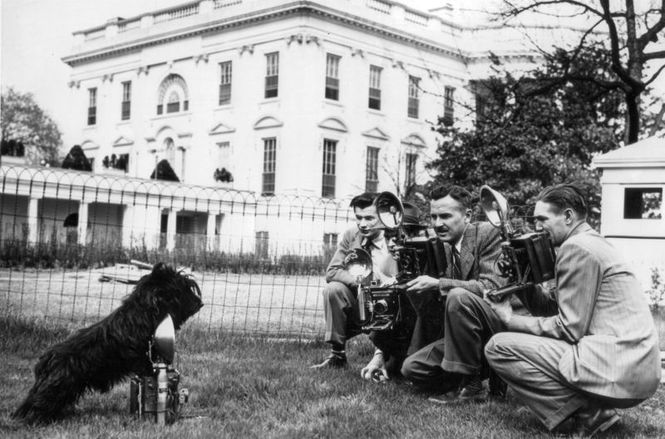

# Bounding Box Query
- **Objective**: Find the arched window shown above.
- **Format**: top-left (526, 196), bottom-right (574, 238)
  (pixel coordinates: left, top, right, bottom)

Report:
top-left (156, 74), bottom-right (189, 115)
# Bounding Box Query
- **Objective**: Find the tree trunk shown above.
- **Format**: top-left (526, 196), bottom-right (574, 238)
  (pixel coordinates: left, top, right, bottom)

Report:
top-left (625, 91), bottom-right (641, 144)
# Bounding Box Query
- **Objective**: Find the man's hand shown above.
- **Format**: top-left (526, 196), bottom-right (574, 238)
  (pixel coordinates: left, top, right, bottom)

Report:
top-left (405, 275), bottom-right (439, 293)
top-left (483, 289), bottom-right (512, 325)
top-left (360, 350), bottom-right (388, 383)
top-left (375, 272), bottom-right (396, 287)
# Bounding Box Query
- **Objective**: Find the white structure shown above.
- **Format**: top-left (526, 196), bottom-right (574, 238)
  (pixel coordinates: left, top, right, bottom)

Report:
top-left (2, 0), bottom-right (556, 255)
top-left (60, 0), bottom-right (540, 197)
top-left (592, 135), bottom-right (665, 289)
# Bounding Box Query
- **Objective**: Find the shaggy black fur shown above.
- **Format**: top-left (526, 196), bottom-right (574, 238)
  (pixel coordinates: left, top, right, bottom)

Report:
top-left (12, 263), bottom-right (203, 424)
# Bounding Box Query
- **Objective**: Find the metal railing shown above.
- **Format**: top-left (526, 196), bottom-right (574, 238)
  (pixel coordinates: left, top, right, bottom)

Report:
top-left (1, 165), bottom-right (355, 338)
top-left (0, 165), bottom-right (541, 338)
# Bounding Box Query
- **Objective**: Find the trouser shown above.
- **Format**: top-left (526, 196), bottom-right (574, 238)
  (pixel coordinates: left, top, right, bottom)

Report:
top-left (323, 281), bottom-right (439, 372)
top-left (485, 332), bottom-right (645, 431)
top-left (401, 287), bottom-right (504, 391)
top-left (322, 281), bottom-right (362, 346)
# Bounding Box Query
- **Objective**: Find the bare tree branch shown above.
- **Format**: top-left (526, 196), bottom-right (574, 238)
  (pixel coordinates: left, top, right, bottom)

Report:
top-left (644, 62), bottom-right (665, 87)
top-left (502, 0), bottom-right (605, 19)
top-left (637, 0), bottom-right (665, 51)
top-left (643, 49), bottom-right (665, 60)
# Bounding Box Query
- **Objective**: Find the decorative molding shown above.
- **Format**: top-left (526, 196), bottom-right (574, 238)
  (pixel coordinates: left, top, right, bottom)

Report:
top-left (195, 53), bottom-right (209, 64)
top-left (318, 117), bottom-right (348, 133)
top-left (253, 115), bottom-right (283, 130)
top-left (305, 34), bottom-right (320, 46)
top-left (351, 48), bottom-right (364, 58)
top-left (62, 5), bottom-right (466, 67)
top-left (391, 59), bottom-right (405, 69)
top-left (113, 135), bottom-right (134, 147)
top-left (239, 44), bottom-right (255, 55)
top-left (362, 127), bottom-right (390, 140)
top-left (286, 33), bottom-right (304, 46)
top-left (167, 60), bottom-right (174, 69)
top-left (177, 132), bottom-right (193, 139)
top-left (81, 140), bottom-right (100, 151)
top-left (137, 65), bottom-right (150, 76)
top-left (209, 122), bottom-right (236, 135)
top-left (427, 69), bottom-right (440, 79)
top-left (103, 73), bottom-right (114, 83)
top-left (401, 133), bottom-right (427, 148)
top-left (67, 80), bottom-right (81, 89)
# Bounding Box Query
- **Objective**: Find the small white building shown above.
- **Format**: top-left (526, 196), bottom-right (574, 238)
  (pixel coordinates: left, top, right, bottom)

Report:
top-left (592, 135), bottom-right (665, 289)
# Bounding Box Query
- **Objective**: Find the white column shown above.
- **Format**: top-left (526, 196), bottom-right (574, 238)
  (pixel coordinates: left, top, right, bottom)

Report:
top-left (121, 205), bottom-right (132, 248)
top-left (77, 202), bottom-right (89, 246)
top-left (27, 197), bottom-right (39, 244)
top-left (166, 209), bottom-right (177, 251)
top-left (206, 213), bottom-right (217, 251)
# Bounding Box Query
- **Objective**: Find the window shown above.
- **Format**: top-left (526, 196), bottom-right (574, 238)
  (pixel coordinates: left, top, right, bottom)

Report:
top-left (265, 52), bottom-right (279, 98)
top-left (262, 138), bottom-right (276, 195)
top-left (624, 188), bottom-right (662, 219)
top-left (323, 233), bottom-right (338, 248)
top-left (365, 146), bottom-right (379, 192)
top-left (443, 86), bottom-right (455, 127)
top-left (156, 74), bottom-right (189, 115)
top-left (325, 54), bottom-right (340, 100)
top-left (256, 231), bottom-right (270, 259)
top-left (369, 65), bottom-right (382, 110)
top-left (219, 61), bottom-right (232, 105)
top-left (408, 76), bottom-right (420, 118)
top-left (102, 153), bottom-right (129, 172)
top-left (322, 139), bottom-right (337, 198)
top-left (405, 153), bottom-right (417, 190)
top-left (87, 88), bottom-right (97, 125)
top-left (121, 81), bottom-right (131, 120)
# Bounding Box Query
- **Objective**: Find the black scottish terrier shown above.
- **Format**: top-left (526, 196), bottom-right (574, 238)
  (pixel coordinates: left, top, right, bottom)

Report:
top-left (12, 263), bottom-right (203, 424)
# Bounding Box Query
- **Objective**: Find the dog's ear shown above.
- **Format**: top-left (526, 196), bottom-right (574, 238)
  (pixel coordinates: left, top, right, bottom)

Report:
top-left (152, 262), bottom-right (168, 274)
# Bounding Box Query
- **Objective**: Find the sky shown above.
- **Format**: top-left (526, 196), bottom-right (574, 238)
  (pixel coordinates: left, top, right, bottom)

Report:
top-left (1, 0), bottom-right (663, 148)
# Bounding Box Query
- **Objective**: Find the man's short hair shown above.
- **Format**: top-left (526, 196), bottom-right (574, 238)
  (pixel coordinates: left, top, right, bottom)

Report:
top-left (429, 185), bottom-right (473, 210)
top-left (537, 183), bottom-right (588, 219)
top-left (349, 192), bottom-right (377, 210)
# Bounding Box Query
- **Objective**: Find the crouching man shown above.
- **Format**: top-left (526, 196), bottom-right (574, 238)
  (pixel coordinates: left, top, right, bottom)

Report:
top-left (485, 183), bottom-right (661, 436)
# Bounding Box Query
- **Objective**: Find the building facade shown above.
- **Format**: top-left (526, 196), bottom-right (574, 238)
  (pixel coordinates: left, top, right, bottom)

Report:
top-left (2, 0), bottom-right (544, 255)
top-left (61, 0), bottom-right (539, 196)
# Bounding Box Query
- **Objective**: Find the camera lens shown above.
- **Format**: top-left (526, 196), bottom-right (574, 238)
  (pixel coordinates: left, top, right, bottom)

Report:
top-left (374, 299), bottom-right (389, 314)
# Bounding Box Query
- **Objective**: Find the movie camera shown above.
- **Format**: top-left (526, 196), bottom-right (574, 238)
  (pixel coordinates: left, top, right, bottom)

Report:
top-left (479, 185), bottom-right (556, 302)
top-left (129, 314), bottom-right (190, 424)
top-left (345, 192), bottom-right (447, 332)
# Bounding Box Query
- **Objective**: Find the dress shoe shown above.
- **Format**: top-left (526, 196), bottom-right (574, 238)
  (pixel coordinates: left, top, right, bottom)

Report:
top-left (310, 354), bottom-right (347, 369)
top-left (573, 408), bottom-right (620, 438)
top-left (428, 375), bottom-right (487, 404)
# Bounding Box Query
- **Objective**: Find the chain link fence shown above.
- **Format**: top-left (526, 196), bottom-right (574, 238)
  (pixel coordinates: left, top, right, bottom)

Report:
top-left (1, 164), bottom-right (539, 339)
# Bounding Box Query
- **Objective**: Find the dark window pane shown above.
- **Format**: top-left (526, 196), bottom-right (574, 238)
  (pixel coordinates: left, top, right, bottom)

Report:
top-left (624, 188), bottom-right (662, 219)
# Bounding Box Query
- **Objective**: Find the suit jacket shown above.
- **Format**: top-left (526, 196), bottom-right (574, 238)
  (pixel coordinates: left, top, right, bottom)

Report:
top-left (517, 222), bottom-right (661, 400)
top-left (437, 222), bottom-right (505, 296)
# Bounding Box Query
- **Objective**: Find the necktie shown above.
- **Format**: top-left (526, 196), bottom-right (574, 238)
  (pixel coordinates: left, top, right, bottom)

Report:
top-left (452, 246), bottom-right (462, 280)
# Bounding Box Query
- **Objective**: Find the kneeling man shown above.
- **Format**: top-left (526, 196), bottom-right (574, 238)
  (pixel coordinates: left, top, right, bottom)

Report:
top-left (485, 183), bottom-right (661, 436)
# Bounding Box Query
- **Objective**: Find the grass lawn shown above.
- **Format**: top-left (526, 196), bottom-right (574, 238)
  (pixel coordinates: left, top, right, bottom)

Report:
top-left (1, 317), bottom-right (664, 438)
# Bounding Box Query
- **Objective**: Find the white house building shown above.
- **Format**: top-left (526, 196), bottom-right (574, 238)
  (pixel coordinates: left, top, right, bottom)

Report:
top-left (2, 0), bottom-right (551, 255)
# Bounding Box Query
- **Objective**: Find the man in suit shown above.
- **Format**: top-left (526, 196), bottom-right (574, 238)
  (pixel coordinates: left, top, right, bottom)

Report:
top-left (485, 183), bottom-right (661, 436)
top-left (311, 192), bottom-right (398, 369)
top-left (359, 202), bottom-right (431, 382)
top-left (398, 185), bottom-right (506, 398)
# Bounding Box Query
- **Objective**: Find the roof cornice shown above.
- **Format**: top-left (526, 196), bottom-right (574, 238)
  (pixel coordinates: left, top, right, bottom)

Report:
top-left (62, 1), bottom-right (465, 66)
